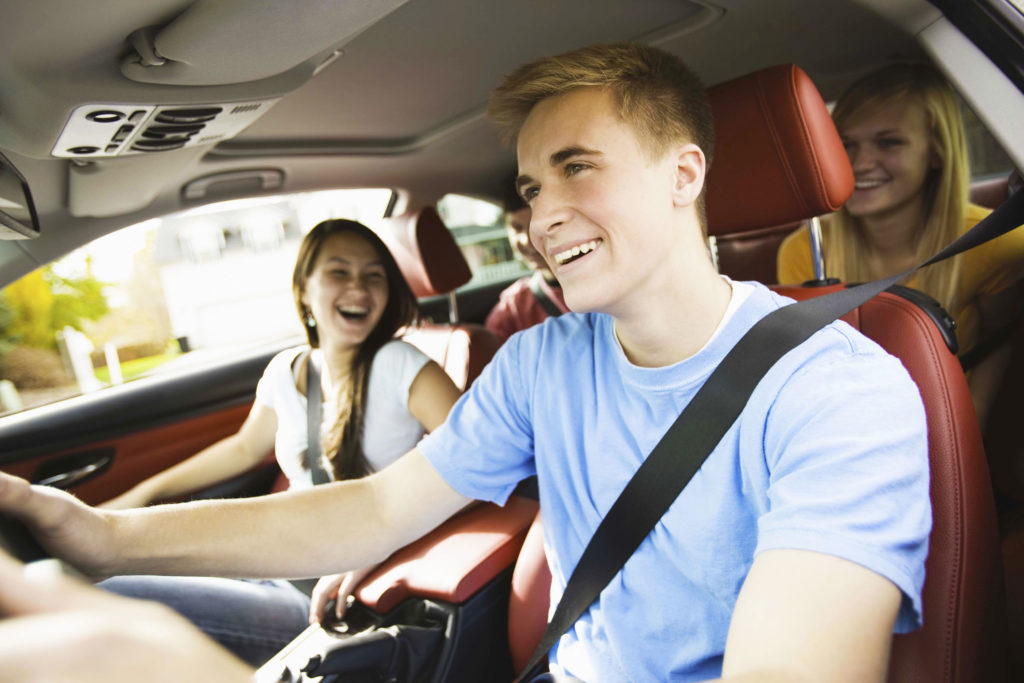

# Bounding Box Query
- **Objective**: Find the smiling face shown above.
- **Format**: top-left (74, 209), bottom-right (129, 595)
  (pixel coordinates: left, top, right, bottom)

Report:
top-left (839, 96), bottom-right (937, 223)
top-left (300, 230), bottom-right (389, 352)
top-left (505, 206), bottom-right (549, 273)
top-left (516, 86), bottom-right (704, 318)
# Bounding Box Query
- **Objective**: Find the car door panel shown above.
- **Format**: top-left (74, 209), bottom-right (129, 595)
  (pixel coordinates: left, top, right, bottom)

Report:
top-left (0, 346), bottom-right (282, 506)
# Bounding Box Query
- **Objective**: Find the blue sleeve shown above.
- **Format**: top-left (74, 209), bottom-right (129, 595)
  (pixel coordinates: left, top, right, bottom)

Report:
top-left (755, 348), bottom-right (931, 633)
top-left (419, 332), bottom-right (537, 505)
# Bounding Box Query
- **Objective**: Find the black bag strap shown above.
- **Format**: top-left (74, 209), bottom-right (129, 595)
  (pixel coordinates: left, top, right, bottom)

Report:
top-left (529, 272), bottom-right (564, 318)
top-left (516, 190), bottom-right (1024, 681)
top-left (305, 349), bottom-right (332, 485)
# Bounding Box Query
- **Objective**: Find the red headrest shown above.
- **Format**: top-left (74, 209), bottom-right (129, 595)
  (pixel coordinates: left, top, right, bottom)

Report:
top-left (379, 206), bottom-right (473, 297)
top-left (705, 64), bottom-right (854, 237)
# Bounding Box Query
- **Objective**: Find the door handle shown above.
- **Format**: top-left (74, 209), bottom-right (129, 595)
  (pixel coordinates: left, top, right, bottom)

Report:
top-left (33, 451), bottom-right (113, 489)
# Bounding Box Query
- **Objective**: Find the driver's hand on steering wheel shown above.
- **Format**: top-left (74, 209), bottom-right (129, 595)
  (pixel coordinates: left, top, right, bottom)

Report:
top-left (0, 471), bottom-right (116, 579)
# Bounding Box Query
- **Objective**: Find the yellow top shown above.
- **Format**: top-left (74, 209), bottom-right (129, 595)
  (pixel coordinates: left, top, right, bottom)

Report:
top-left (776, 203), bottom-right (1024, 353)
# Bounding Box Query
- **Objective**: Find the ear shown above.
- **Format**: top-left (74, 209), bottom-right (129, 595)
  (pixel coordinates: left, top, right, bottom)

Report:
top-left (670, 143), bottom-right (706, 209)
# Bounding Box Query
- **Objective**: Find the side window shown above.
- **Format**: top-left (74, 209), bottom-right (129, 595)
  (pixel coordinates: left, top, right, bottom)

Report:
top-left (960, 100), bottom-right (1016, 180)
top-left (436, 194), bottom-right (530, 286)
top-left (0, 188), bottom-right (393, 415)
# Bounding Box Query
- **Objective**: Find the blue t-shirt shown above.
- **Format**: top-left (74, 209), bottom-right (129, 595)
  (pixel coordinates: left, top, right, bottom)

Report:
top-left (420, 281), bottom-right (930, 682)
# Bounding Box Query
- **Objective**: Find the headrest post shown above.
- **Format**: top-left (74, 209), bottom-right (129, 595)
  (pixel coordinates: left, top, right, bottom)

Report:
top-left (808, 216), bottom-right (827, 280)
top-left (448, 291), bottom-right (460, 324)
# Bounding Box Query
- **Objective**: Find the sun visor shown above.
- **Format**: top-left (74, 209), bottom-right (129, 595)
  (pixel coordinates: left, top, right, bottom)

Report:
top-left (68, 149), bottom-right (204, 218)
top-left (120, 0), bottom-right (409, 86)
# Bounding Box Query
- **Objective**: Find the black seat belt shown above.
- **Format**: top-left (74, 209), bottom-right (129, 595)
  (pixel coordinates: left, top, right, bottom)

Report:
top-left (305, 350), bottom-right (332, 485)
top-left (529, 272), bottom-right (565, 318)
top-left (516, 189), bottom-right (1024, 681)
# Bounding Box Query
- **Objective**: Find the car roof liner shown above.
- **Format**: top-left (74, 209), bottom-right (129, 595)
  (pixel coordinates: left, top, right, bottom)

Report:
top-left (120, 0), bottom-right (409, 86)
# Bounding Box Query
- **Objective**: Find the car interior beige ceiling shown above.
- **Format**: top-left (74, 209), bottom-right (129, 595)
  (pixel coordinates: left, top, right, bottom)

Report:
top-left (0, 0), bottom-right (929, 285)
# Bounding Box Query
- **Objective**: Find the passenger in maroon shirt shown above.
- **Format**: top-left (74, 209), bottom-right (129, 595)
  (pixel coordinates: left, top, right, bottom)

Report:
top-left (485, 189), bottom-right (569, 342)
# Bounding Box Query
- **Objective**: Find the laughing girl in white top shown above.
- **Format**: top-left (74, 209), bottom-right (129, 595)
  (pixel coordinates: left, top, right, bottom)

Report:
top-left (101, 219), bottom-right (462, 664)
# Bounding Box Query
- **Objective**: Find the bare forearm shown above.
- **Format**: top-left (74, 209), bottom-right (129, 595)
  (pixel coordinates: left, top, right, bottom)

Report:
top-left (108, 454), bottom-right (467, 579)
top-left (119, 436), bottom-right (263, 505)
top-left (109, 483), bottom-right (380, 578)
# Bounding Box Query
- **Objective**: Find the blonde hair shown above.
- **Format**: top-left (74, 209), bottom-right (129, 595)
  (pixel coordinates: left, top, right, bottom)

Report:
top-left (825, 63), bottom-right (968, 315)
top-left (488, 42), bottom-right (715, 228)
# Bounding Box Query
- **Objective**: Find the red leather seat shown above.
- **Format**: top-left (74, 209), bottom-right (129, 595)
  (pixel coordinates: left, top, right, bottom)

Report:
top-left (508, 511), bottom-right (550, 675)
top-left (712, 221), bottom-right (798, 284)
top-left (379, 206), bottom-right (502, 390)
top-left (709, 171), bottom-right (1014, 283)
top-left (505, 64), bottom-right (1008, 681)
top-left (778, 285), bottom-right (1007, 682)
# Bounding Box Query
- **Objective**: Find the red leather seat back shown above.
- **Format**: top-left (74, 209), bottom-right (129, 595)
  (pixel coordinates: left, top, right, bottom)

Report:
top-left (401, 323), bottom-right (501, 391)
top-left (777, 286), bottom-right (1007, 682)
top-left (713, 221), bottom-right (799, 284)
top-left (508, 511), bottom-right (550, 675)
top-left (705, 64), bottom-right (853, 237)
top-left (702, 63), bottom-right (853, 286)
top-left (379, 205), bottom-right (473, 297)
top-left (379, 206), bottom-right (502, 389)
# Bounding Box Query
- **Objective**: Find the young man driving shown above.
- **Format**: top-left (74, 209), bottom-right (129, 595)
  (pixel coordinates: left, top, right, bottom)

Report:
top-left (0, 43), bottom-right (930, 682)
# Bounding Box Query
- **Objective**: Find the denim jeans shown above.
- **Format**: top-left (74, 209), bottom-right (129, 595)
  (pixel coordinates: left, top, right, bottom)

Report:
top-left (100, 575), bottom-right (311, 667)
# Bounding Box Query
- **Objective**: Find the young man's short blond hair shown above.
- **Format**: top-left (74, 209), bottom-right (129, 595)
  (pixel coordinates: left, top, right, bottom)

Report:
top-left (488, 42), bottom-right (715, 227)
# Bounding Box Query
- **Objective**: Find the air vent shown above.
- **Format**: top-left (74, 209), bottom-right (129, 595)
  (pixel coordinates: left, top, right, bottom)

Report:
top-left (51, 99), bottom-right (278, 158)
top-left (230, 104), bottom-right (261, 115)
top-left (155, 107), bottom-right (223, 124)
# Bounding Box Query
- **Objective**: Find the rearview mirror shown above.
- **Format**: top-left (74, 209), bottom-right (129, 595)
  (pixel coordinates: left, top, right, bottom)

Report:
top-left (0, 150), bottom-right (40, 239)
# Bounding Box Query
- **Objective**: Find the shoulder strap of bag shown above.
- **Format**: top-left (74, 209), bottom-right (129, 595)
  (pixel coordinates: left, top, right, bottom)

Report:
top-left (305, 350), bottom-right (332, 485)
top-left (516, 190), bottom-right (1024, 681)
top-left (529, 272), bottom-right (564, 318)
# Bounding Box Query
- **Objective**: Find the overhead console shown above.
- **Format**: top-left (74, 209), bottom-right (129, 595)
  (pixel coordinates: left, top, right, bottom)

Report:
top-left (52, 101), bottom-right (278, 159)
top-left (25, 0), bottom-right (410, 217)
top-left (51, 0), bottom-right (409, 160)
